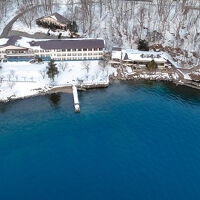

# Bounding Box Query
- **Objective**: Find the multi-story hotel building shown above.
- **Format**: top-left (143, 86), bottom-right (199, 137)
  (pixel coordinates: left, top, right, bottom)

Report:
top-left (0, 39), bottom-right (105, 62)
top-left (30, 39), bottom-right (104, 61)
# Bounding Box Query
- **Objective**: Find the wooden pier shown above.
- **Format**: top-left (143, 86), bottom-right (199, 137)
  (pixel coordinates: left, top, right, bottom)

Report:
top-left (72, 85), bottom-right (80, 113)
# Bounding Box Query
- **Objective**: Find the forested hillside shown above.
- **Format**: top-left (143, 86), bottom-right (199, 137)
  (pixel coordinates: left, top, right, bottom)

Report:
top-left (0, 0), bottom-right (199, 67)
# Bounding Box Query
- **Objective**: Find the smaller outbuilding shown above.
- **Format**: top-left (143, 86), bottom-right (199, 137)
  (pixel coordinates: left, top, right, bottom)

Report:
top-left (0, 45), bottom-right (35, 61)
top-left (111, 48), bottom-right (170, 70)
top-left (36, 12), bottom-right (78, 33)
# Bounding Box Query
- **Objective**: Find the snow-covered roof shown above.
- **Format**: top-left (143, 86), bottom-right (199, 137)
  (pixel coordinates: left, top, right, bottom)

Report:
top-left (112, 51), bottom-right (122, 59)
top-left (0, 45), bottom-right (28, 50)
top-left (112, 49), bottom-right (166, 63)
top-left (37, 12), bottom-right (71, 25)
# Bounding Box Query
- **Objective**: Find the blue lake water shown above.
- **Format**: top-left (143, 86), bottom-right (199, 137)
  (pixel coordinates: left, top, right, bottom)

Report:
top-left (0, 80), bottom-right (200, 200)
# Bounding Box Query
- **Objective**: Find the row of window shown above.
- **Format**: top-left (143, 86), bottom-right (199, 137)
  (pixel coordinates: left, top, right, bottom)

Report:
top-left (55, 57), bottom-right (101, 61)
top-left (0, 50), bottom-right (27, 54)
top-left (0, 48), bottom-right (104, 54)
top-left (39, 48), bottom-right (103, 53)
top-left (40, 53), bottom-right (103, 57)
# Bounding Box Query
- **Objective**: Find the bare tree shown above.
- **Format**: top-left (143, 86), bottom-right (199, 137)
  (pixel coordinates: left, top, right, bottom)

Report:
top-left (0, 75), bottom-right (3, 82)
top-left (40, 70), bottom-right (46, 79)
top-left (98, 52), bottom-right (110, 70)
top-left (83, 61), bottom-right (90, 73)
top-left (7, 74), bottom-right (12, 81)
top-left (19, 9), bottom-right (38, 28)
top-left (10, 70), bottom-right (15, 79)
top-left (60, 62), bottom-right (68, 72)
top-left (8, 82), bottom-right (15, 89)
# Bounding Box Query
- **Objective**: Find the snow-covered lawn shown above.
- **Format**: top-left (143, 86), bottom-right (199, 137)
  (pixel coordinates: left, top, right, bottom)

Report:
top-left (0, 61), bottom-right (116, 101)
top-left (57, 61), bottom-right (116, 85)
top-left (1, 62), bottom-right (47, 82)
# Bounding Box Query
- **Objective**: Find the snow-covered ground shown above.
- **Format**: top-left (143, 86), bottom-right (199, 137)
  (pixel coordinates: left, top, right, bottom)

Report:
top-left (0, 61), bottom-right (117, 102)
top-left (0, 38), bottom-right (8, 45)
top-left (13, 21), bottom-right (73, 37)
top-left (121, 65), bottom-right (171, 81)
top-left (0, 57), bottom-right (197, 102)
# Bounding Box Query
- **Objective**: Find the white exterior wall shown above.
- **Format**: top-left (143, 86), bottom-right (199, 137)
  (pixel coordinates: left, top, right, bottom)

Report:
top-left (0, 48), bottom-right (104, 61)
top-left (0, 46), bottom-right (30, 59)
top-left (37, 48), bottom-right (104, 60)
top-left (0, 50), bottom-right (6, 59)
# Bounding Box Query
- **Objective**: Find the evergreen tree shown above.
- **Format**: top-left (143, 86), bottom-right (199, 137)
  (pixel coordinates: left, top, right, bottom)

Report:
top-left (138, 39), bottom-right (149, 51)
top-left (147, 60), bottom-right (158, 71)
top-left (47, 59), bottom-right (59, 81)
top-left (58, 33), bottom-right (62, 39)
top-left (37, 57), bottom-right (43, 63)
top-left (68, 21), bottom-right (78, 33)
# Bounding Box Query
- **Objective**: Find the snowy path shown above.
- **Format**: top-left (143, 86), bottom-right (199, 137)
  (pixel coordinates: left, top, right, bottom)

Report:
top-left (0, 5), bottom-right (44, 38)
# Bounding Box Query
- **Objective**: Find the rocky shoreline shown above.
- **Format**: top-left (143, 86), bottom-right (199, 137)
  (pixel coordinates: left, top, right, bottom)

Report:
top-left (1, 62), bottom-right (200, 104)
top-left (0, 83), bottom-right (110, 103)
top-left (1, 74), bottom-right (199, 104)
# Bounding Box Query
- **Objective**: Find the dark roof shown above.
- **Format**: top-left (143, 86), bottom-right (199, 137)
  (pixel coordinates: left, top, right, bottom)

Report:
top-left (6, 36), bottom-right (21, 46)
top-left (125, 0), bottom-right (152, 2)
top-left (30, 39), bottom-right (104, 50)
top-left (112, 47), bottom-right (122, 51)
top-left (37, 12), bottom-right (71, 25)
top-left (52, 13), bottom-right (71, 24)
top-left (0, 36), bottom-right (27, 49)
top-left (124, 53), bottom-right (129, 60)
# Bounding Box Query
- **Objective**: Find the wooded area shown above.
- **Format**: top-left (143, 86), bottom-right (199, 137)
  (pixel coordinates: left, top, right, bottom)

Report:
top-left (0, 0), bottom-right (199, 66)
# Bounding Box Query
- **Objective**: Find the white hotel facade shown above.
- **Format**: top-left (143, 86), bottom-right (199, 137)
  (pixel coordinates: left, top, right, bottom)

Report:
top-left (0, 38), bottom-right (105, 61)
top-left (34, 48), bottom-right (104, 61)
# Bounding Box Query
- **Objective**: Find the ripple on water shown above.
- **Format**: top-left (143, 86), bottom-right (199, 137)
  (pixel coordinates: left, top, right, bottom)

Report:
top-left (0, 80), bottom-right (200, 200)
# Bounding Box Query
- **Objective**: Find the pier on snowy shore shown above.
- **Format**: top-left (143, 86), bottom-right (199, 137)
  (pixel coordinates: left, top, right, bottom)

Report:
top-left (72, 85), bottom-right (80, 113)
